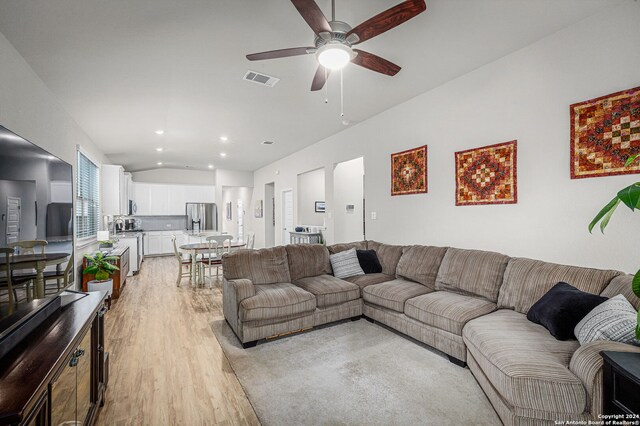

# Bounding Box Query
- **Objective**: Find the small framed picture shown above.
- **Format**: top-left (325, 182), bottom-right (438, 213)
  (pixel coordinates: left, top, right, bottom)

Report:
top-left (315, 201), bottom-right (325, 213)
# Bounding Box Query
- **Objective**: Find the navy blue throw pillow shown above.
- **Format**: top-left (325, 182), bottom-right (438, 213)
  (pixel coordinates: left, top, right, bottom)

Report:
top-left (356, 250), bottom-right (382, 274)
top-left (527, 282), bottom-right (608, 341)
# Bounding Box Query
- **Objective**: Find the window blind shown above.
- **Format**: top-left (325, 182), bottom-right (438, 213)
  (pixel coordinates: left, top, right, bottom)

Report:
top-left (76, 151), bottom-right (100, 239)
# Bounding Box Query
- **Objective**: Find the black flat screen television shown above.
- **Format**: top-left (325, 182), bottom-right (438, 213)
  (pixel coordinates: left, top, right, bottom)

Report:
top-left (0, 125), bottom-right (74, 325)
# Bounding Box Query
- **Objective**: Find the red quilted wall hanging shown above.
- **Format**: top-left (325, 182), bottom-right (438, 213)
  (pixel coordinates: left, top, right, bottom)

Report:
top-left (391, 145), bottom-right (427, 196)
top-left (455, 140), bottom-right (517, 206)
top-left (570, 86), bottom-right (640, 179)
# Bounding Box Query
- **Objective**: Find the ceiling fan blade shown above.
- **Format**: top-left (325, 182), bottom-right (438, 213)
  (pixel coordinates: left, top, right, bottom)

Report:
top-left (311, 65), bottom-right (330, 91)
top-left (347, 0), bottom-right (426, 44)
top-left (291, 0), bottom-right (332, 36)
top-left (246, 47), bottom-right (316, 61)
top-left (352, 50), bottom-right (401, 76)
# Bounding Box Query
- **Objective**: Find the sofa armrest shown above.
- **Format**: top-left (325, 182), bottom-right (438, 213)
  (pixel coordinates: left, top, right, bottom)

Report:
top-left (223, 278), bottom-right (256, 340)
top-left (569, 340), bottom-right (640, 415)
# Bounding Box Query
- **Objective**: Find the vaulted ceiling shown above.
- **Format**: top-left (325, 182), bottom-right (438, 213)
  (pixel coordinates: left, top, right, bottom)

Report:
top-left (0, 0), bottom-right (618, 171)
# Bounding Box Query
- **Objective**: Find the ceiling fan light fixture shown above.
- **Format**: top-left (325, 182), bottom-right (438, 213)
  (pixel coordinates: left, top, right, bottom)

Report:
top-left (316, 43), bottom-right (354, 70)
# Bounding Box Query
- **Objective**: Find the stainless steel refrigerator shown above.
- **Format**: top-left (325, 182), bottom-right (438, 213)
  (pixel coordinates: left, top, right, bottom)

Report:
top-left (186, 203), bottom-right (217, 232)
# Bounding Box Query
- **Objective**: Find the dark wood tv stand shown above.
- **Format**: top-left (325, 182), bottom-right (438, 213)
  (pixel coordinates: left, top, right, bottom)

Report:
top-left (0, 292), bottom-right (109, 425)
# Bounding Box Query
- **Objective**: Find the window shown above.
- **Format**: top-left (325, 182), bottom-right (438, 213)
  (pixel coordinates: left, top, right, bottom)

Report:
top-left (76, 151), bottom-right (100, 240)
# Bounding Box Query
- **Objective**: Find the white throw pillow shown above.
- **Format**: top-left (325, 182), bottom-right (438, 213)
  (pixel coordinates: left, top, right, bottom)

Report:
top-left (574, 294), bottom-right (639, 345)
top-left (330, 248), bottom-right (365, 279)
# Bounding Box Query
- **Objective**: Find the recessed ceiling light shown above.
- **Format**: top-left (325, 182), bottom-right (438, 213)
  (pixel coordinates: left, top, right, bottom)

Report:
top-left (157, 162), bottom-right (163, 166)
top-left (155, 129), bottom-right (164, 135)
top-left (261, 140), bottom-right (274, 145)
top-left (220, 136), bottom-right (228, 142)
top-left (156, 147), bottom-right (164, 152)
top-left (219, 152), bottom-right (227, 158)
top-left (208, 164), bottom-right (214, 169)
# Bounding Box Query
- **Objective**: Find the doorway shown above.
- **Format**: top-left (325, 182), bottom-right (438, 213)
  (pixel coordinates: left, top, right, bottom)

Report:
top-left (6, 196), bottom-right (21, 245)
top-left (333, 157), bottom-right (365, 243)
top-left (297, 168), bottom-right (325, 228)
top-left (264, 182), bottom-right (275, 247)
top-left (281, 189), bottom-right (293, 245)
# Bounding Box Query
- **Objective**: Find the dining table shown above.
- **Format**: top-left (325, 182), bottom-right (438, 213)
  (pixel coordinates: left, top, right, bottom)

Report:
top-left (0, 252), bottom-right (70, 300)
top-left (179, 241), bottom-right (246, 285)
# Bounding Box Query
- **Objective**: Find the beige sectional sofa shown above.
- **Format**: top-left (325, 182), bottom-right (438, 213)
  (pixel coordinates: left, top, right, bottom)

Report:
top-left (222, 241), bottom-right (640, 425)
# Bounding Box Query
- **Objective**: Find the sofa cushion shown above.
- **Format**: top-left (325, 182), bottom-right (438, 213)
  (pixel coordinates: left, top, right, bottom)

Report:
top-left (463, 309), bottom-right (584, 414)
top-left (329, 248), bottom-right (365, 279)
top-left (498, 257), bottom-right (621, 314)
top-left (239, 282), bottom-right (316, 321)
top-left (367, 241), bottom-right (404, 276)
top-left (601, 274), bottom-right (640, 309)
top-left (327, 241), bottom-right (367, 254)
top-left (285, 244), bottom-right (332, 281)
top-left (362, 279), bottom-right (431, 312)
top-left (294, 274), bottom-right (360, 308)
top-left (405, 291), bottom-right (496, 335)
top-left (223, 246), bottom-right (291, 285)
top-left (396, 245), bottom-right (448, 290)
top-left (435, 248), bottom-right (509, 302)
top-left (343, 273), bottom-right (395, 292)
top-left (527, 282), bottom-right (608, 341)
top-left (574, 294), bottom-right (639, 345)
top-left (356, 249), bottom-right (382, 274)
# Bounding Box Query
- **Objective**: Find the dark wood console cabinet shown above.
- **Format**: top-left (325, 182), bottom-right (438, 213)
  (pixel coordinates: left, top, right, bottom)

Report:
top-left (0, 292), bottom-right (108, 425)
top-left (82, 246), bottom-right (129, 299)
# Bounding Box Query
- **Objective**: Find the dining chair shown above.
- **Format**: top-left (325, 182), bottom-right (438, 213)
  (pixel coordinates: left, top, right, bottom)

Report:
top-left (8, 240), bottom-right (49, 299)
top-left (43, 251), bottom-right (74, 294)
top-left (8, 240), bottom-right (48, 255)
top-left (0, 248), bottom-right (15, 307)
top-left (172, 236), bottom-right (192, 286)
top-left (201, 236), bottom-right (232, 286)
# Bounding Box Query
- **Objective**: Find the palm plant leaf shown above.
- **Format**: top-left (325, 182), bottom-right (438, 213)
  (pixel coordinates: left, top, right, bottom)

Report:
top-left (617, 183), bottom-right (640, 211)
top-left (632, 269), bottom-right (640, 298)
top-left (625, 153), bottom-right (640, 167)
top-left (588, 197), bottom-right (620, 233)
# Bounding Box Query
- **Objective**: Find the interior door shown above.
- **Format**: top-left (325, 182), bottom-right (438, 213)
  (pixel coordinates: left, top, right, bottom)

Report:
top-left (281, 189), bottom-right (293, 245)
top-left (6, 196), bottom-right (20, 245)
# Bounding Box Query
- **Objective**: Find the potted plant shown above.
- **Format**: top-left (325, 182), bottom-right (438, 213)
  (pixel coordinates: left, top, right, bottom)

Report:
top-left (589, 154), bottom-right (640, 338)
top-left (83, 251), bottom-right (119, 296)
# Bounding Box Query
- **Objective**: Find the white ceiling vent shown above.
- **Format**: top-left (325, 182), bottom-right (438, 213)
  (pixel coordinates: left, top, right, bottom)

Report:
top-left (243, 70), bottom-right (280, 87)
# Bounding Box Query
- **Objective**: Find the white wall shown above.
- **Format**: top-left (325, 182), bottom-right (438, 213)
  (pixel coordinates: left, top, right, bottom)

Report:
top-left (0, 32), bottom-right (108, 287)
top-left (297, 168), bottom-right (325, 227)
top-left (251, 2), bottom-right (640, 273)
top-left (221, 186), bottom-right (253, 239)
top-left (131, 168), bottom-right (215, 185)
top-left (333, 157), bottom-right (364, 243)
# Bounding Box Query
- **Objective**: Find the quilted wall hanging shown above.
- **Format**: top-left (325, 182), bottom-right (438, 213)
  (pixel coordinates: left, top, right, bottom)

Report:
top-left (391, 145), bottom-right (428, 196)
top-left (455, 140), bottom-right (517, 206)
top-left (570, 86), bottom-right (640, 179)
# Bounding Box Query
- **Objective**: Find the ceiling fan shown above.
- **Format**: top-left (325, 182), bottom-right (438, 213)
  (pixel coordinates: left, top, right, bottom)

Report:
top-left (246, 0), bottom-right (427, 91)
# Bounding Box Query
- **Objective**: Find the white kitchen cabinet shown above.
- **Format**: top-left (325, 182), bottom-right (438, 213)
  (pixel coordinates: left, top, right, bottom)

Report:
top-left (102, 165), bottom-right (126, 216)
top-left (147, 232), bottom-right (163, 255)
top-left (167, 185), bottom-right (186, 215)
top-left (145, 231), bottom-right (185, 255)
top-left (132, 183), bottom-right (215, 215)
top-left (148, 185), bottom-right (169, 215)
top-left (134, 183), bottom-right (151, 215)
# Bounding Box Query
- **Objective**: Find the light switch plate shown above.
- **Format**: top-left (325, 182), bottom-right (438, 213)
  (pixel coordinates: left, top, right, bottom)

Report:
top-left (371, 212), bottom-right (377, 220)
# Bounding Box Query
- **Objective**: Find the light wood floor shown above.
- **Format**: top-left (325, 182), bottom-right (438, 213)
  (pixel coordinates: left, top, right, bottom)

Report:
top-left (95, 256), bottom-right (260, 426)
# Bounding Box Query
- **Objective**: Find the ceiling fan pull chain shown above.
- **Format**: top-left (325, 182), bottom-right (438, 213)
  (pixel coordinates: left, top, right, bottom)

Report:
top-left (324, 67), bottom-right (329, 104)
top-left (340, 68), bottom-right (344, 117)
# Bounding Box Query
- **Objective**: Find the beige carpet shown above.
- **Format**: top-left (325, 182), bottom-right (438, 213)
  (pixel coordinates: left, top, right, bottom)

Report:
top-left (212, 318), bottom-right (501, 426)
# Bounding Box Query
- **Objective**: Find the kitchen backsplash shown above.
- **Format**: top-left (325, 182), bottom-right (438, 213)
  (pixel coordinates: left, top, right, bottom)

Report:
top-left (135, 215), bottom-right (187, 231)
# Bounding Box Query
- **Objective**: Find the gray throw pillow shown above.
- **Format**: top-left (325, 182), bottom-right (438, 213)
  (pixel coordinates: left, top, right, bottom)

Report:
top-left (330, 248), bottom-right (365, 279)
top-left (574, 294), bottom-right (639, 345)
